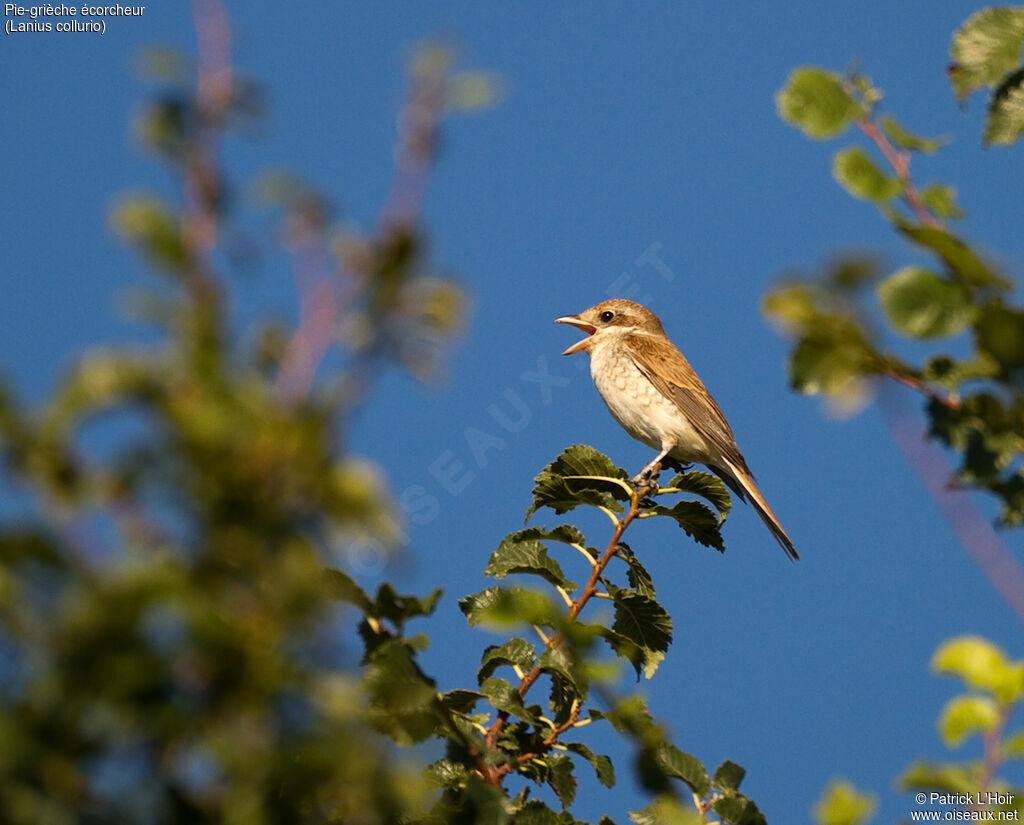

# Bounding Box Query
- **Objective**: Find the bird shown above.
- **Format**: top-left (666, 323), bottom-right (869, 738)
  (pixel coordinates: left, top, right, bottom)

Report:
top-left (555, 298), bottom-right (798, 561)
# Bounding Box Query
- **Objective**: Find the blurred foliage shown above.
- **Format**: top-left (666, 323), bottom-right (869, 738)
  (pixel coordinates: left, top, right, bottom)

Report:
top-left (818, 637), bottom-right (1024, 824)
top-left (0, 21), bottom-right (769, 825)
top-left (813, 781), bottom-right (877, 825)
top-left (0, 35), bottom-right (479, 825)
top-left (775, 6), bottom-right (1024, 824)
top-left (770, 7), bottom-right (1024, 527)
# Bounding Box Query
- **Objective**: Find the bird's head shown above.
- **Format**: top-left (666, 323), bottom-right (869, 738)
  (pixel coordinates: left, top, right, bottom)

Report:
top-left (554, 299), bottom-right (665, 355)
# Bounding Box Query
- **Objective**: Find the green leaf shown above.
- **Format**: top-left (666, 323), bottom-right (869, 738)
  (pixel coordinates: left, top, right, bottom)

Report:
top-left (539, 645), bottom-right (584, 697)
top-left (653, 742), bottom-right (711, 796)
top-left (975, 304), bottom-right (1024, 371)
top-left (712, 760), bottom-right (746, 792)
top-left (615, 543), bottom-right (656, 599)
top-left (427, 758), bottom-right (471, 789)
top-left (933, 635), bottom-right (1005, 682)
top-left (546, 672), bottom-right (578, 725)
top-left (514, 800), bottom-right (561, 825)
top-left (922, 353), bottom-right (999, 388)
top-left (362, 640), bottom-right (438, 744)
top-left (479, 638), bottom-right (537, 683)
top-left (0, 529), bottom-right (64, 567)
top-left (447, 71), bottom-right (502, 111)
top-left (876, 266), bottom-right (974, 339)
top-left (485, 533), bottom-right (577, 591)
top-left (110, 195), bottom-right (188, 274)
top-left (1001, 728), bottom-right (1024, 758)
top-left (986, 66), bottom-right (1024, 146)
top-left (898, 760), bottom-right (980, 795)
top-left (776, 67), bottom-right (864, 139)
top-left (515, 524), bottom-right (587, 546)
top-left (832, 147), bottom-right (902, 203)
top-left (601, 627), bottom-right (665, 680)
top-left (920, 183), bottom-right (964, 220)
top-left (761, 283), bottom-right (823, 331)
top-left (526, 445), bottom-right (630, 521)
top-left (44, 352), bottom-right (162, 431)
top-left (612, 590), bottom-right (672, 655)
top-left (879, 114), bottom-right (945, 153)
top-left (629, 795), bottom-right (700, 825)
top-left (665, 471), bottom-right (732, 519)
top-left (547, 752), bottom-right (577, 809)
top-left (932, 635), bottom-right (1024, 703)
top-left (896, 220), bottom-right (1010, 290)
top-left (949, 7), bottom-right (1024, 102)
top-left (786, 315), bottom-right (874, 399)
top-left (712, 794), bottom-right (768, 825)
top-left (447, 774), bottom-right (516, 825)
top-left (938, 695), bottom-right (1001, 747)
top-left (813, 780), bottom-right (877, 825)
top-left (592, 695), bottom-right (657, 736)
top-left (565, 742), bottom-right (615, 788)
top-left (640, 499), bottom-right (724, 551)
top-left (372, 583), bottom-right (443, 626)
top-left (459, 585), bottom-right (559, 630)
top-left (137, 46), bottom-right (189, 81)
top-left (322, 567), bottom-right (372, 612)
top-left (603, 591), bottom-right (671, 678)
top-left (829, 255), bottom-right (883, 290)
top-left (438, 688), bottom-right (486, 714)
top-left (479, 676), bottom-right (541, 724)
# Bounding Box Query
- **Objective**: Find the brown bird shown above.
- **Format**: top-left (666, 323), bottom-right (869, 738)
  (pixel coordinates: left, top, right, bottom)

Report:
top-left (555, 299), bottom-right (798, 561)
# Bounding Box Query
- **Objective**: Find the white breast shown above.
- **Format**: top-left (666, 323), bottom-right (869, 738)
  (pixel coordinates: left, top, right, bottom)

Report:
top-left (588, 339), bottom-right (711, 462)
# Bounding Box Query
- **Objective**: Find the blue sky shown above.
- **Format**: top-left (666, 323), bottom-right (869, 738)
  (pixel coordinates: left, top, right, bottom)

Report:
top-left (4, 1), bottom-right (1024, 822)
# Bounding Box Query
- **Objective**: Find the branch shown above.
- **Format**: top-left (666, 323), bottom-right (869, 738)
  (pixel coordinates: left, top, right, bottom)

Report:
top-left (881, 385), bottom-right (1024, 626)
top-left (480, 482), bottom-right (649, 784)
top-left (875, 359), bottom-right (961, 410)
top-left (275, 48), bottom-right (449, 402)
top-left (183, 0), bottom-right (232, 308)
top-left (854, 117), bottom-right (941, 229)
top-left (980, 706), bottom-right (1012, 789)
top-left (973, 703), bottom-right (1012, 813)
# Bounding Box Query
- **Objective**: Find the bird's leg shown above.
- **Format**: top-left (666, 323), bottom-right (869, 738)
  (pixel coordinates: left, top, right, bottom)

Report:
top-left (632, 447), bottom-right (672, 487)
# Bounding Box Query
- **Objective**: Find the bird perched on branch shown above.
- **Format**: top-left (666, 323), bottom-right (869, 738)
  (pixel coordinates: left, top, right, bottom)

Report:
top-left (556, 299), bottom-right (798, 561)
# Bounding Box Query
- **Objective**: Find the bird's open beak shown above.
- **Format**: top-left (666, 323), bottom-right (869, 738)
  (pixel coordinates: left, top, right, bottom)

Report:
top-left (554, 314), bottom-right (597, 356)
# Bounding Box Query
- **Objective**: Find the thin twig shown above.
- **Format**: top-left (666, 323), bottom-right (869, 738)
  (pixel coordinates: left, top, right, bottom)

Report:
top-left (506, 704), bottom-right (585, 775)
top-left (875, 360), bottom-right (961, 410)
top-left (972, 704), bottom-right (1012, 814)
top-left (855, 118), bottom-right (940, 228)
top-left (275, 50), bottom-right (449, 402)
top-left (480, 483), bottom-right (648, 784)
top-left (881, 386), bottom-right (1024, 626)
top-left (183, 0), bottom-right (231, 306)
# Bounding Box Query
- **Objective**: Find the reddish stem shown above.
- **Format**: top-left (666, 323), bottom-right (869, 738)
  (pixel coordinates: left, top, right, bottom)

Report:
top-left (972, 705), bottom-right (1011, 813)
top-left (854, 118), bottom-right (940, 229)
top-left (480, 481), bottom-right (648, 784)
top-left (876, 361), bottom-right (960, 410)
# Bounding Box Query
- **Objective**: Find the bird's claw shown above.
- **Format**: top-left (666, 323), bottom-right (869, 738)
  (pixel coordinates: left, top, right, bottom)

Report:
top-left (658, 457), bottom-right (692, 475)
top-left (631, 462), bottom-right (662, 491)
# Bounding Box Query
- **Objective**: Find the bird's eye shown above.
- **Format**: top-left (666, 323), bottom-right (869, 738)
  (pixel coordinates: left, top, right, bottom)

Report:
top-left (599, 311), bottom-right (614, 323)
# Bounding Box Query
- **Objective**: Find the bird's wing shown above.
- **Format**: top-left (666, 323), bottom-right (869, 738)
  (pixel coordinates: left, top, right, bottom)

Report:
top-left (626, 332), bottom-right (798, 561)
top-left (625, 332), bottom-right (749, 472)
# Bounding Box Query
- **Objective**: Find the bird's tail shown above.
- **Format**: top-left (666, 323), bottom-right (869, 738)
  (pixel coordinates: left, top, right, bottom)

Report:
top-left (714, 461), bottom-right (799, 562)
